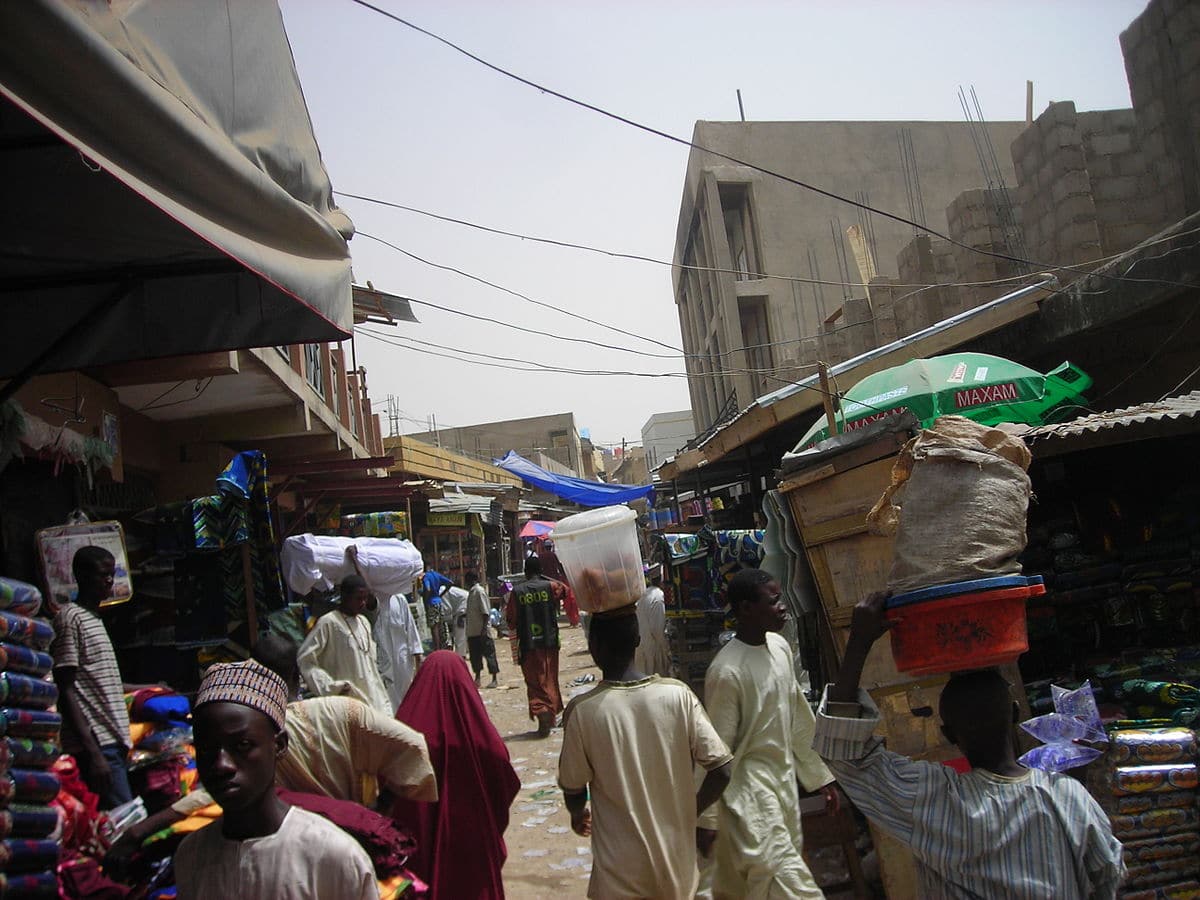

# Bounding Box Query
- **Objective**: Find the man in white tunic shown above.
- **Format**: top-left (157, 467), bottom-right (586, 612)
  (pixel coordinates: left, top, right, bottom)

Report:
top-left (375, 592), bottom-right (424, 712)
top-left (297, 575), bottom-right (392, 716)
top-left (634, 565), bottom-right (670, 676)
top-left (702, 568), bottom-right (836, 900)
top-left (173, 660), bottom-right (376, 900)
top-left (445, 584), bottom-right (470, 658)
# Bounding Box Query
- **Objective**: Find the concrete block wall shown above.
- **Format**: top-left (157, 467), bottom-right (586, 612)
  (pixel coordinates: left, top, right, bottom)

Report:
top-left (894, 235), bottom-right (958, 336)
top-left (945, 188), bottom-right (1026, 310)
top-left (869, 277), bottom-right (900, 345)
top-left (1121, 0), bottom-right (1200, 218)
top-left (1078, 108), bottom-right (1171, 253)
top-left (1010, 101), bottom-right (1104, 268)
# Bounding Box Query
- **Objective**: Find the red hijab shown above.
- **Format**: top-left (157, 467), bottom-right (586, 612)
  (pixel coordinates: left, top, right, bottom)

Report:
top-left (393, 651), bottom-right (520, 899)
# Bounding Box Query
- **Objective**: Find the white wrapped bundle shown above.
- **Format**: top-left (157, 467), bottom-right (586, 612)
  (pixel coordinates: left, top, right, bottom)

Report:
top-left (281, 534), bottom-right (423, 598)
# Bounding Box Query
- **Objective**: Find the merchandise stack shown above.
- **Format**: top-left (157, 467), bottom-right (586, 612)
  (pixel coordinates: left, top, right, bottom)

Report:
top-left (0, 578), bottom-right (62, 899)
top-left (1095, 727), bottom-right (1200, 897)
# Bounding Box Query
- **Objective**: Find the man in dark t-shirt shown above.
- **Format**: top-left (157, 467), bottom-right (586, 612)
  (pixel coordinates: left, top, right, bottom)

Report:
top-left (506, 556), bottom-right (566, 736)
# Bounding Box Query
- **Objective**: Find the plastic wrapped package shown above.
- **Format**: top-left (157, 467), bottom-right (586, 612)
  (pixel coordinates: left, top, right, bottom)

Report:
top-left (1110, 764), bottom-right (1199, 796)
top-left (0, 615), bottom-right (52, 652)
top-left (0, 770), bottom-right (60, 806)
top-left (1113, 789), bottom-right (1197, 815)
top-left (1111, 806), bottom-right (1199, 841)
top-left (0, 580), bottom-right (42, 618)
top-left (0, 806), bottom-right (59, 841)
top-left (0, 710), bottom-right (60, 741)
top-left (1120, 882), bottom-right (1200, 900)
top-left (280, 534), bottom-right (423, 598)
top-left (0, 645), bottom-right (52, 679)
top-left (1111, 728), bottom-right (1198, 766)
top-left (0, 675), bottom-right (56, 711)
top-left (0, 871), bottom-right (58, 898)
top-left (0, 839), bottom-right (59, 874)
top-left (3, 740), bottom-right (59, 770)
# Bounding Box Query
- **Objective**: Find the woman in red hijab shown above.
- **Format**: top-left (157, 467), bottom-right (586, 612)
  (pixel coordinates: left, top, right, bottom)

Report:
top-left (393, 651), bottom-right (521, 898)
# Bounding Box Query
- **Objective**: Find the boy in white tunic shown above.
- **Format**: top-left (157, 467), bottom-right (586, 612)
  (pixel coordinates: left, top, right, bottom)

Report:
top-left (174, 660), bottom-right (376, 900)
top-left (297, 574), bottom-right (392, 715)
top-left (702, 568), bottom-right (837, 900)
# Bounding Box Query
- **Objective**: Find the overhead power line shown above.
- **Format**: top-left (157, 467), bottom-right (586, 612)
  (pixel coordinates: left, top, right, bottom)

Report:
top-left (345, 0), bottom-right (1198, 291)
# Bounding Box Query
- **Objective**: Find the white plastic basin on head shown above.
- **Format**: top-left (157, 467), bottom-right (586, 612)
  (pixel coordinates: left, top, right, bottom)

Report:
top-left (551, 505), bottom-right (643, 613)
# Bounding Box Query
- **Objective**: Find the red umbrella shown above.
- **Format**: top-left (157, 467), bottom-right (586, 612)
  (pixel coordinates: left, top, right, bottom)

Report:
top-left (519, 520), bottom-right (556, 539)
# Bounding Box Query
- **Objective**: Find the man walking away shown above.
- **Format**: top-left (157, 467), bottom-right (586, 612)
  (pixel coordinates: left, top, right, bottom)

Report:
top-left (634, 564), bottom-right (670, 677)
top-left (375, 591), bottom-right (424, 713)
top-left (558, 609), bottom-right (733, 900)
top-left (174, 660), bottom-right (377, 899)
top-left (466, 572), bottom-right (499, 688)
top-left (702, 568), bottom-right (837, 899)
top-left (815, 592), bottom-right (1124, 899)
top-left (51, 546), bottom-right (133, 809)
top-left (506, 556), bottom-right (567, 736)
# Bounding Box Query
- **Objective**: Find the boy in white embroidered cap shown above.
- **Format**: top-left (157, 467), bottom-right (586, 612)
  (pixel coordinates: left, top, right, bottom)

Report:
top-left (173, 660), bottom-right (377, 900)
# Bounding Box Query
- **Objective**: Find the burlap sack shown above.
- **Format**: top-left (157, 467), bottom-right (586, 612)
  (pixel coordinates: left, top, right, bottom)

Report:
top-left (867, 416), bottom-right (1032, 594)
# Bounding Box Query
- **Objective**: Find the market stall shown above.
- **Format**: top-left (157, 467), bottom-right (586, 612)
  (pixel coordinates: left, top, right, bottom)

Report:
top-left (1014, 395), bottom-right (1200, 897)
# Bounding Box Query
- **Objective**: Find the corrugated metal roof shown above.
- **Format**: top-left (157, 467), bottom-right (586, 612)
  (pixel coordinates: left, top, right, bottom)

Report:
top-left (1026, 391), bottom-right (1200, 443)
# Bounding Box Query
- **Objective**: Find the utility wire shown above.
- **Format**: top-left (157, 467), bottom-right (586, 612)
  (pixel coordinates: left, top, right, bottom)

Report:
top-left (342, 190), bottom-right (1200, 292)
top-left (356, 232), bottom-right (680, 355)
top-left (345, 0), bottom-right (1199, 291)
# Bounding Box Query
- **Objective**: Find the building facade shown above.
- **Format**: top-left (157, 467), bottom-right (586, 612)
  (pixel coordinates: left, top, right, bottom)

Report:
top-left (641, 409), bottom-right (696, 471)
top-left (672, 119), bottom-right (1026, 431)
top-left (405, 412), bottom-right (583, 476)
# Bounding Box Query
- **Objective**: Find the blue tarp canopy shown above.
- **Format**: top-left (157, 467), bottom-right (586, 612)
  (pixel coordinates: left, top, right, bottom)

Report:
top-left (494, 451), bottom-right (655, 507)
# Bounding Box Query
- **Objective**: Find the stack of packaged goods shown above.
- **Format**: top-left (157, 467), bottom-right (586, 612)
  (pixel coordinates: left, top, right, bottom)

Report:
top-left (1098, 727), bottom-right (1199, 898)
top-left (0, 578), bottom-right (62, 900)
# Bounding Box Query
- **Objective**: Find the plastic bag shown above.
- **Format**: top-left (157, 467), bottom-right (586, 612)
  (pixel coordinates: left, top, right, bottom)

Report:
top-left (1018, 680), bottom-right (1107, 773)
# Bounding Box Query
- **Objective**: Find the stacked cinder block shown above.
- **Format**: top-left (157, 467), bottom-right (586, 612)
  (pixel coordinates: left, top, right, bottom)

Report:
top-left (1011, 101), bottom-right (1104, 269)
top-left (868, 277), bottom-right (900, 345)
top-left (1121, 0), bottom-right (1200, 219)
top-left (946, 189), bottom-right (1026, 310)
top-left (1078, 109), bottom-right (1169, 254)
top-left (894, 235), bottom-right (957, 337)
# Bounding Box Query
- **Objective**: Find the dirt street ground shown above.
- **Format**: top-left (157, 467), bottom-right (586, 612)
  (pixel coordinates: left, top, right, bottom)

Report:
top-left (482, 622), bottom-right (597, 899)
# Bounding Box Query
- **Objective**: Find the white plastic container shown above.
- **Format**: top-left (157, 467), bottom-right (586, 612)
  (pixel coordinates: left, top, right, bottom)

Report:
top-left (551, 506), bottom-right (644, 613)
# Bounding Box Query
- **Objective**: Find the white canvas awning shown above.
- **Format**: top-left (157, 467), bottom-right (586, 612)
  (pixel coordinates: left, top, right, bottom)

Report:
top-left (0, 0), bottom-right (354, 383)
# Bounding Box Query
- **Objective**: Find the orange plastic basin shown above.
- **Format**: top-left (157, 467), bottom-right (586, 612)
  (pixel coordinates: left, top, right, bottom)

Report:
top-left (885, 584), bottom-right (1045, 676)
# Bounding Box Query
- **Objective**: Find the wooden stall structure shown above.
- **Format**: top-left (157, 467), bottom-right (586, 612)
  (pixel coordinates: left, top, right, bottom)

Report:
top-left (778, 426), bottom-right (1029, 899)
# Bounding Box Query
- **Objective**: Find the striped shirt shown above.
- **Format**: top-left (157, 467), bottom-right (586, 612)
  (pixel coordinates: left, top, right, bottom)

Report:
top-left (51, 603), bottom-right (131, 752)
top-left (813, 688), bottom-right (1124, 900)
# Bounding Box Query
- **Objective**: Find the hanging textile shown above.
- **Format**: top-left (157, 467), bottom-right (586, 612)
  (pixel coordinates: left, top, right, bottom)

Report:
top-left (215, 451), bottom-right (284, 610)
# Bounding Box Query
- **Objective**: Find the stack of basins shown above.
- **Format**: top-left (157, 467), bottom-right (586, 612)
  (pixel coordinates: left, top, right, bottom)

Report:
top-left (886, 575), bottom-right (1046, 675)
top-left (0, 579), bottom-right (62, 899)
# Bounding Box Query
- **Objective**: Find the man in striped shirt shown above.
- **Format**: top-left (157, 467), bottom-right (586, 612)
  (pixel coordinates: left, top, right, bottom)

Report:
top-left (51, 546), bottom-right (132, 809)
top-left (814, 593), bottom-right (1124, 899)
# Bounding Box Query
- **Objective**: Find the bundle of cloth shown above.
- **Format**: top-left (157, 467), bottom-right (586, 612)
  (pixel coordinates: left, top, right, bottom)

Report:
top-left (0, 579), bottom-right (61, 899)
top-left (281, 535), bottom-right (423, 599)
top-left (125, 688), bottom-right (197, 813)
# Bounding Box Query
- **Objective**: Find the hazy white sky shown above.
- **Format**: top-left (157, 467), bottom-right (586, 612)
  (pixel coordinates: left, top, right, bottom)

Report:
top-left (280, 0), bottom-right (1146, 452)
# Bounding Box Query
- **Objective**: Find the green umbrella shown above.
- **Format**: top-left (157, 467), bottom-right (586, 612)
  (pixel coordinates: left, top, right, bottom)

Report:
top-left (796, 353), bottom-right (1092, 449)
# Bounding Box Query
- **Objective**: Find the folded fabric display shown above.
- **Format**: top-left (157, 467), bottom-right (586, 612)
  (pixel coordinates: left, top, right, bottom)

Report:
top-left (2, 741), bottom-right (58, 770)
top-left (51, 757), bottom-right (104, 859)
top-left (0, 840), bottom-right (58, 874)
top-left (0, 771), bottom-right (62, 806)
top-left (125, 689), bottom-right (196, 812)
top-left (0, 676), bottom-right (56, 711)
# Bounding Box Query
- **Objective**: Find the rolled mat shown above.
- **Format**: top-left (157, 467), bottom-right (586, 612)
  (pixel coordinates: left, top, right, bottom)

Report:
top-left (0, 616), bottom-right (52, 652)
top-left (0, 805), bottom-right (59, 840)
top-left (0, 675), bottom-right (56, 711)
top-left (0, 770), bottom-right (61, 806)
top-left (0, 870), bottom-right (58, 898)
top-left (1111, 764), bottom-right (1199, 795)
top-left (0, 839), bottom-right (59, 874)
top-left (1111, 728), bottom-right (1199, 766)
top-left (0, 645), bottom-right (52, 679)
top-left (1113, 790), bottom-right (1197, 815)
top-left (0, 710), bottom-right (60, 741)
top-left (1112, 806), bottom-right (1200, 841)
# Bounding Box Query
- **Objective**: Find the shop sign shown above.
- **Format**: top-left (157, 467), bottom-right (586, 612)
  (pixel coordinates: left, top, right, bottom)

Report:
top-left (427, 512), bottom-right (467, 527)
